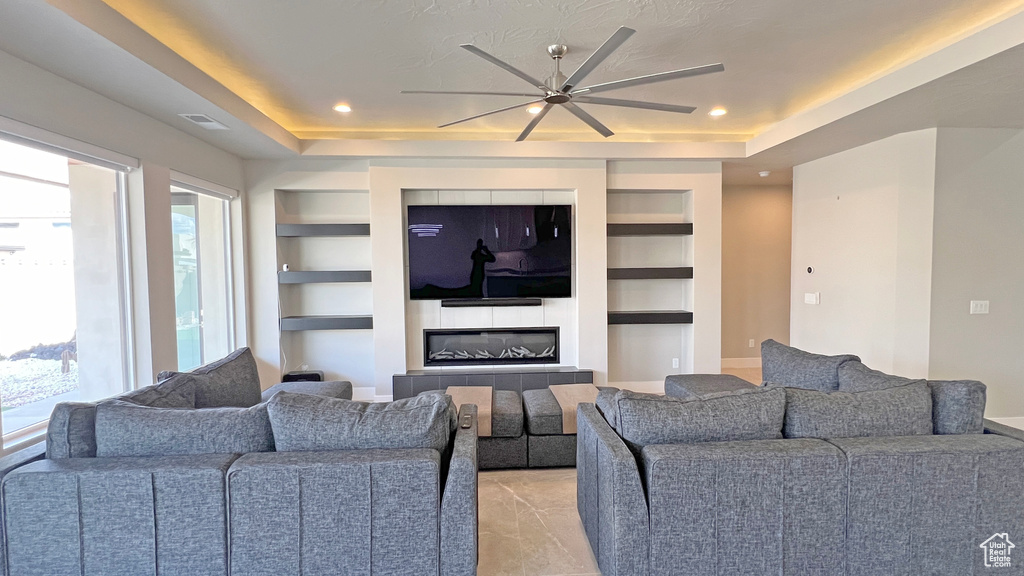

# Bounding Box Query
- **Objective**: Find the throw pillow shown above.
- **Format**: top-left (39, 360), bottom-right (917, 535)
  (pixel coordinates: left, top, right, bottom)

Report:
top-left (837, 361), bottom-right (913, 393)
top-left (119, 372), bottom-right (197, 408)
top-left (268, 392), bottom-right (454, 453)
top-left (612, 387), bottom-right (786, 452)
top-left (783, 381), bottom-right (933, 439)
top-left (761, 339), bottom-right (860, 392)
top-left (159, 347), bottom-right (262, 408)
top-left (94, 401), bottom-right (274, 457)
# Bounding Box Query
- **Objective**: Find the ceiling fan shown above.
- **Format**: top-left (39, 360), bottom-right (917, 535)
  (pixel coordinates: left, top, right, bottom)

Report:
top-left (402, 26), bottom-right (724, 141)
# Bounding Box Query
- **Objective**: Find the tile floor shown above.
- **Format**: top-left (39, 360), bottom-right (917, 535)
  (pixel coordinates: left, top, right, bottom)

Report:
top-left (478, 468), bottom-right (599, 576)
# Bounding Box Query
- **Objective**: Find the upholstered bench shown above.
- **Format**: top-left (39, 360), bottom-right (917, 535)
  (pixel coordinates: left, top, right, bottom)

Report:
top-left (522, 389), bottom-right (578, 467)
top-left (479, 390), bottom-right (528, 469)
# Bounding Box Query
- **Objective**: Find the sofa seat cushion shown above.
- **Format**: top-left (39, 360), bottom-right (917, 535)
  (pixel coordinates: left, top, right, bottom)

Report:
top-left (268, 392), bottom-right (454, 452)
top-left (828, 434), bottom-right (1024, 575)
top-left (784, 381), bottom-right (933, 439)
top-left (94, 401), bottom-right (274, 457)
top-left (158, 347), bottom-right (262, 408)
top-left (491, 390), bottom-right (524, 438)
top-left (761, 339), bottom-right (860, 392)
top-left (612, 387), bottom-right (786, 452)
top-left (664, 374), bottom-right (758, 399)
top-left (839, 361), bottom-right (987, 435)
top-left (523, 388), bottom-right (564, 435)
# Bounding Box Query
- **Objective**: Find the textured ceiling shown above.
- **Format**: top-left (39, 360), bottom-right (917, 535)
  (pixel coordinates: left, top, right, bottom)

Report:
top-left (94, 0), bottom-right (1024, 141)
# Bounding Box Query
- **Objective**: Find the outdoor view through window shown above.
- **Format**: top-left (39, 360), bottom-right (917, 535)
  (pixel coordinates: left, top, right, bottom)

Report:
top-left (0, 139), bottom-right (130, 443)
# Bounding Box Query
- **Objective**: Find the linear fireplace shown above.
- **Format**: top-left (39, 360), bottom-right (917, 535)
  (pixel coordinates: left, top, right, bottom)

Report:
top-left (424, 328), bottom-right (559, 367)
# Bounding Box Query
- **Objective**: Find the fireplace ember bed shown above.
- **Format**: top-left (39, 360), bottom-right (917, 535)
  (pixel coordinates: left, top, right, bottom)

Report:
top-left (424, 328), bottom-right (559, 367)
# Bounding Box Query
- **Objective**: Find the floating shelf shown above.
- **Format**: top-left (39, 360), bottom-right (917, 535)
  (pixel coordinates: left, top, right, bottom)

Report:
top-left (280, 315), bottom-right (373, 331)
top-left (608, 311), bottom-right (693, 325)
top-left (440, 298), bottom-right (543, 308)
top-left (607, 267), bottom-right (693, 280)
top-left (278, 270), bottom-right (372, 284)
top-left (276, 223), bottom-right (370, 237)
top-left (607, 223), bottom-right (692, 236)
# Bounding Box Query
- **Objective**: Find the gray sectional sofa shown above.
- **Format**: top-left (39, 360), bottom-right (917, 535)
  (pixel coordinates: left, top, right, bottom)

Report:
top-left (0, 348), bottom-right (479, 576)
top-left (578, 340), bottom-right (1024, 576)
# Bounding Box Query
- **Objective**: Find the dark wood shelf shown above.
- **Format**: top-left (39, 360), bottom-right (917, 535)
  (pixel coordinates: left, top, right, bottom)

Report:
top-left (607, 223), bottom-right (692, 236)
top-left (607, 267), bottom-right (693, 280)
top-left (276, 223), bottom-right (370, 237)
top-left (608, 311), bottom-right (693, 325)
top-left (278, 270), bottom-right (372, 284)
top-left (440, 298), bottom-right (543, 308)
top-left (280, 315), bottom-right (373, 331)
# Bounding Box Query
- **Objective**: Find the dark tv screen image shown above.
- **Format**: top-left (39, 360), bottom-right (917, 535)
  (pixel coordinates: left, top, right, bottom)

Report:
top-left (408, 205), bottom-right (572, 300)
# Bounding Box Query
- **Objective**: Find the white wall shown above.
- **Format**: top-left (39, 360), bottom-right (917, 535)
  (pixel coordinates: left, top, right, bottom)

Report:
top-left (930, 128), bottom-right (1024, 418)
top-left (721, 185), bottom-right (792, 360)
top-left (791, 129), bottom-right (936, 373)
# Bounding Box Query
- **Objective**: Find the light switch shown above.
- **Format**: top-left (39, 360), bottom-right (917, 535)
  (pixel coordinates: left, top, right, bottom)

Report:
top-left (970, 300), bottom-right (990, 315)
top-left (804, 292), bottom-right (820, 305)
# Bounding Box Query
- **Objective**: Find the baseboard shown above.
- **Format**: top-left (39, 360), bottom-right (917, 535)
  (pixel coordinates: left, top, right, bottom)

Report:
top-left (374, 394), bottom-right (394, 402)
top-left (722, 357), bottom-right (762, 369)
top-left (989, 417), bottom-right (1024, 429)
top-left (608, 381), bottom-right (663, 394)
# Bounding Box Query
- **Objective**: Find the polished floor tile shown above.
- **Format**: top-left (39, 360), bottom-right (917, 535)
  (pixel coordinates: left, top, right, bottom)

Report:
top-left (478, 468), bottom-right (600, 576)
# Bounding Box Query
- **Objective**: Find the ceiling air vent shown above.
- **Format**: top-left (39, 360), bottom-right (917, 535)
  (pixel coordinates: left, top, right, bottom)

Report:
top-left (178, 113), bottom-right (230, 130)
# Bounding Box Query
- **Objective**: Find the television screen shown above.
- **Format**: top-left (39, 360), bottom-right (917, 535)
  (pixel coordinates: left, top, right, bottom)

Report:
top-left (408, 204), bottom-right (572, 300)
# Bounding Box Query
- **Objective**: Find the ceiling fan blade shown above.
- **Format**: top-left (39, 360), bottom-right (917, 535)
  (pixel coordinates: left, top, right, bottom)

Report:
top-left (572, 63), bottom-right (724, 95)
top-left (516, 103), bottom-right (553, 142)
top-left (561, 102), bottom-right (613, 138)
top-left (402, 90), bottom-right (542, 97)
top-left (438, 98), bottom-right (544, 128)
top-left (561, 26), bottom-right (635, 92)
top-left (572, 96), bottom-right (696, 114)
top-left (460, 44), bottom-right (549, 91)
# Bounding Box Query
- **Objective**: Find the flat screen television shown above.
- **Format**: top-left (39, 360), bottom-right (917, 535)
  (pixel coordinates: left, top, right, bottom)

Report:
top-left (408, 204), bottom-right (572, 300)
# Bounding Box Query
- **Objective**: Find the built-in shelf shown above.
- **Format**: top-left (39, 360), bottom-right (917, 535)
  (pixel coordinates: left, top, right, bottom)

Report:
top-left (607, 267), bottom-right (693, 280)
top-left (440, 298), bottom-right (543, 308)
top-left (607, 223), bottom-right (692, 236)
top-left (280, 315), bottom-right (373, 331)
top-left (608, 311), bottom-right (693, 325)
top-left (276, 223), bottom-right (370, 237)
top-left (278, 270), bottom-right (372, 284)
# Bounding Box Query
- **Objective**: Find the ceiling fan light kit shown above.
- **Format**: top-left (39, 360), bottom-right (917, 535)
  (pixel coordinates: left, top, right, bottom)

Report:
top-left (402, 26), bottom-right (724, 141)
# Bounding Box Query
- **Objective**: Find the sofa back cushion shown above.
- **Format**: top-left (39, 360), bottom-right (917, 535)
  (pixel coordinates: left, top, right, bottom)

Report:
top-left (839, 361), bottom-right (986, 435)
top-left (267, 392), bottom-right (454, 452)
top-left (783, 381), bottom-right (933, 439)
top-left (158, 347), bottom-right (262, 408)
top-left (928, 379), bottom-right (986, 435)
top-left (612, 387), bottom-right (786, 452)
top-left (94, 401), bottom-right (274, 457)
top-left (761, 339), bottom-right (860, 392)
top-left (45, 372), bottom-right (198, 459)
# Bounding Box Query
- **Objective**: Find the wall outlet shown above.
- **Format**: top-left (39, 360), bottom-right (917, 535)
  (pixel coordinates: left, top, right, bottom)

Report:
top-left (804, 292), bottom-right (820, 305)
top-left (748, 339), bottom-right (756, 348)
top-left (672, 358), bottom-right (679, 369)
top-left (970, 300), bottom-right (990, 315)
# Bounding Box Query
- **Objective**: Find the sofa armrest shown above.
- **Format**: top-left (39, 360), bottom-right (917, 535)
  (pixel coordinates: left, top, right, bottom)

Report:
top-left (441, 404), bottom-right (478, 576)
top-left (576, 403), bottom-right (649, 576)
top-left (984, 418), bottom-right (1024, 442)
top-left (0, 443), bottom-right (45, 575)
top-left (260, 379), bottom-right (352, 402)
top-left (664, 373), bottom-right (758, 399)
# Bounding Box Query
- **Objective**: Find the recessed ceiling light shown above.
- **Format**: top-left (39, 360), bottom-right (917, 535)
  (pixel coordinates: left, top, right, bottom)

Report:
top-left (333, 104), bottom-right (352, 113)
top-left (708, 107), bottom-right (727, 117)
top-left (527, 105), bottom-right (544, 114)
top-left (759, 170), bottom-right (771, 178)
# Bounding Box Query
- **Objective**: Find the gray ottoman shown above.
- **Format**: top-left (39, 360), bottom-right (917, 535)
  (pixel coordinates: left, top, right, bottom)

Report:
top-left (664, 373), bottom-right (758, 399)
top-left (522, 388), bottom-right (576, 467)
top-left (479, 390), bottom-right (527, 469)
